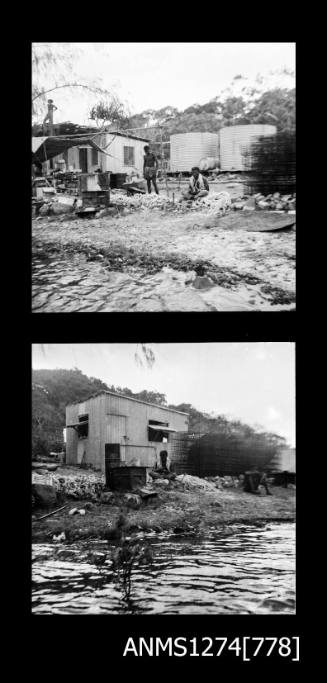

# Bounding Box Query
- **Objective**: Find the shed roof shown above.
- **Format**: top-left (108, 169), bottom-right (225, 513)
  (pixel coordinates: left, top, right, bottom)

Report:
top-left (66, 390), bottom-right (189, 416)
top-left (103, 131), bottom-right (150, 143)
top-left (32, 135), bottom-right (112, 163)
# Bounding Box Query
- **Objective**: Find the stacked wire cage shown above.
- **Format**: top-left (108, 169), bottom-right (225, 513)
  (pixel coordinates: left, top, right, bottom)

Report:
top-left (244, 131), bottom-right (296, 196)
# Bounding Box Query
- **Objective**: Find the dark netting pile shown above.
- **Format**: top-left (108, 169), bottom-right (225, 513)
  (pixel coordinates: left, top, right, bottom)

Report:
top-left (244, 131), bottom-right (296, 195)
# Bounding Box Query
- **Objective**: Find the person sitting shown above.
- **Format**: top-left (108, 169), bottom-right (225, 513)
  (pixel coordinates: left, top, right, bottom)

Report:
top-left (243, 470), bottom-right (272, 495)
top-left (180, 167), bottom-right (209, 201)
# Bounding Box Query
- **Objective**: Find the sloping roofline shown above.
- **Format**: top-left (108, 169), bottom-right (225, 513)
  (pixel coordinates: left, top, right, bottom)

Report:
top-left (44, 130), bottom-right (150, 143)
top-left (66, 390), bottom-right (189, 416)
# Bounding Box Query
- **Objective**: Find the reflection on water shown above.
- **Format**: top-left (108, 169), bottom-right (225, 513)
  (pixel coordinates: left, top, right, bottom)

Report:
top-left (32, 522), bottom-right (295, 615)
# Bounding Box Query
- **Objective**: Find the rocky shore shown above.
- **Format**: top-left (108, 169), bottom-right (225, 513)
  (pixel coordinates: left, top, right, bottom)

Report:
top-left (32, 470), bottom-right (295, 544)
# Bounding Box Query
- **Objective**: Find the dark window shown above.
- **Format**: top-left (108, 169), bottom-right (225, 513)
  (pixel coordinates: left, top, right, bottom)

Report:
top-left (91, 148), bottom-right (99, 166)
top-left (123, 146), bottom-right (135, 166)
top-left (77, 414), bottom-right (89, 438)
top-left (148, 420), bottom-right (169, 443)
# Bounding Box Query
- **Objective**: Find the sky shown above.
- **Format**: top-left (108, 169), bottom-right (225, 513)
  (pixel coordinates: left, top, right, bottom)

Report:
top-left (33, 42), bottom-right (295, 125)
top-left (32, 343), bottom-right (295, 446)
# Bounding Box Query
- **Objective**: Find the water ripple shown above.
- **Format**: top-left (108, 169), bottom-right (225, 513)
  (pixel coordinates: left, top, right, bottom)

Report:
top-left (32, 522), bottom-right (295, 615)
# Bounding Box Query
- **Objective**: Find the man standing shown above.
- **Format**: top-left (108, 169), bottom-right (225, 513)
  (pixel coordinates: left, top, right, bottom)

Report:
top-left (43, 99), bottom-right (58, 135)
top-left (143, 145), bottom-right (159, 194)
top-left (180, 166), bottom-right (209, 201)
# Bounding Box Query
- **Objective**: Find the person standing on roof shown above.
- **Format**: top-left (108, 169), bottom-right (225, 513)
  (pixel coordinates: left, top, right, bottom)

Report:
top-left (180, 166), bottom-right (209, 202)
top-left (43, 99), bottom-right (58, 135)
top-left (143, 145), bottom-right (159, 194)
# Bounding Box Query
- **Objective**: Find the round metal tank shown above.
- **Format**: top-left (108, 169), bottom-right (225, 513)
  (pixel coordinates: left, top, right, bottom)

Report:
top-left (170, 132), bottom-right (219, 173)
top-left (199, 156), bottom-right (219, 171)
top-left (219, 125), bottom-right (277, 172)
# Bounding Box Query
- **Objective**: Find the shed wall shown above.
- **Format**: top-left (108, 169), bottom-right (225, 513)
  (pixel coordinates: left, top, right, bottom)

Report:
top-left (66, 394), bottom-right (188, 472)
top-left (46, 134), bottom-right (148, 176)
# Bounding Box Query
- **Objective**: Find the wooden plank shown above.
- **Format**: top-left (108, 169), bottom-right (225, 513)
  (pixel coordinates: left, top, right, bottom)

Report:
top-left (34, 505), bottom-right (67, 521)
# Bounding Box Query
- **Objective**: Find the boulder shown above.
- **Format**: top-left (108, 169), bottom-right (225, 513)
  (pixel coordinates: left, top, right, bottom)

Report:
top-left (122, 493), bottom-right (142, 509)
top-left (100, 491), bottom-right (115, 505)
top-left (257, 200), bottom-right (270, 210)
top-left (39, 204), bottom-right (50, 216)
top-left (153, 479), bottom-right (170, 487)
top-left (32, 484), bottom-right (57, 508)
top-left (50, 202), bottom-right (74, 215)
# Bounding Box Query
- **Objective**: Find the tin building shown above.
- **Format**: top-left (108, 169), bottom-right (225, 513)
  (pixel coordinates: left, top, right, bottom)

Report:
top-left (66, 391), bottom-right (189, 474)
top-left (33, 130), bottom-right (150, 178)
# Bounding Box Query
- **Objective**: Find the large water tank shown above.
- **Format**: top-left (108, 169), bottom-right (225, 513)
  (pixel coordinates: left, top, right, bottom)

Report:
top-left (199, 156), bottom-right (219, 172)
top-left (219, 124), bottom-right (277, 172)
top-left (170, 132), bottom-right (219, 173)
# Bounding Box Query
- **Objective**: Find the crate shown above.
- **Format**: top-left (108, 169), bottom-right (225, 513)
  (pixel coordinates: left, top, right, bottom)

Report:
top-left (81, 190), bottom-right (110, 209)
top-left (106, 466), bottom-right (147, 491)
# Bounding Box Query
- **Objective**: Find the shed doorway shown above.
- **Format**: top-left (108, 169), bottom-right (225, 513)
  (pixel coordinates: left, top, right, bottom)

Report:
top-left (79, 148), bottom-right (88, 172)
top-left (105, 443), bottom-right (121, 487)
top-left (105, 443), bottom-right (121, 466)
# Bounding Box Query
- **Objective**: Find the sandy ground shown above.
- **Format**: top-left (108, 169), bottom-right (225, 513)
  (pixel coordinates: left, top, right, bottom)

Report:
top-left (32, 180), bottom-right (295, 312)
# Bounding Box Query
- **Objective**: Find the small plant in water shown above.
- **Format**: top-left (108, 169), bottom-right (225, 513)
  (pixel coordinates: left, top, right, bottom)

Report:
top-left (112, 539), bottom-right (153, 601)
top-left (110, 514), bottom-right (153, 602)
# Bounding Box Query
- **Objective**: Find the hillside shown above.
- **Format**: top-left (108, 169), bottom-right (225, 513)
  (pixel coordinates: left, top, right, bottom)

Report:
top-left (32, 368), bottom-right (287, 458)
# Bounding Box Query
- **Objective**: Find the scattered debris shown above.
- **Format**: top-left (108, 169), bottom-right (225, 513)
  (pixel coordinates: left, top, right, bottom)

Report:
top-left (53, 531), bottom-right (66, 543)
top-left (69, 508), bottom-right (79, 516)
top-left (138, 489), bottom-right (158, 500)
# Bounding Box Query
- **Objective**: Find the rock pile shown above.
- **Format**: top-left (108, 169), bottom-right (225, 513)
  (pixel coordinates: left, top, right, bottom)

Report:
top-left (204, 475), bottom-right (243, 489)
top-left (231, 193), bottom-right (296, 212)
top-left (174, 475), bottom-right (217, 491)
top-left (32, 467), bottom-right (106, 500)
top-left (254, 192), bottom-right (296, 211)
top-left (110, 189), bottom-right (232, 216)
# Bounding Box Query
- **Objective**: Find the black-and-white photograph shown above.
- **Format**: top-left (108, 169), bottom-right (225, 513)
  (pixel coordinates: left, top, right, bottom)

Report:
top-left (32, 343), bottom-right (295, 615)
top-left (32, 43), bottom-right (295, 312)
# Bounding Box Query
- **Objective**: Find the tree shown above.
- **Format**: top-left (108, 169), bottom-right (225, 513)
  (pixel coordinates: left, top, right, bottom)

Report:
top-left (32, 43), bottom-right (118, 125)
top-left (89, 97), bottom-right (130, 130)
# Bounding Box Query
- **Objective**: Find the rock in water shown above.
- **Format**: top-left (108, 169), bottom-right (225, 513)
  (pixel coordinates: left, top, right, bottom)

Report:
top-left (192, 275), bottom-right (214, 290)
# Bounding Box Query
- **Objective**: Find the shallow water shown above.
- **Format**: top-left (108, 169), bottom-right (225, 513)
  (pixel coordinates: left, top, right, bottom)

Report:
top-left (32, 522), bottom-right (295, 615)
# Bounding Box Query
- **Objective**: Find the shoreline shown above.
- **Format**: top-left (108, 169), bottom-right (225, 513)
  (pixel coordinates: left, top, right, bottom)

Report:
top-left (32, 485), bottom-right (295, 544)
